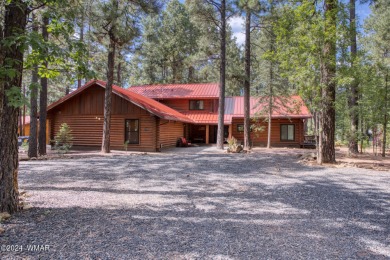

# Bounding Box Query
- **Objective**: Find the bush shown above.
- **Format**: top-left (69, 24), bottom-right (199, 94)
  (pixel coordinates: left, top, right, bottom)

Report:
top-left (54, 123), bottom-right (73, 154)
top-left (21, 140), bottom-right (29, 152)
top-left (124, 140), bottom-right (129, 151)
top-left (227, 136), bottom-right (243, 153)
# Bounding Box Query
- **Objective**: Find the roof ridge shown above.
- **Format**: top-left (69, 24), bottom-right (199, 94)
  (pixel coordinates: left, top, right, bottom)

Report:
top-left (48, 79), bottom-right (194, 124)
top-left (129, 82), bottom-right (219, 88)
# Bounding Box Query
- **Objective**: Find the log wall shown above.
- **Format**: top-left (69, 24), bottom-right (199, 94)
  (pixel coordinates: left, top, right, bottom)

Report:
top-left (160, 99), bottom-right (217, 113)
top-left (231, 118), bottom-right (304, 147)
top-left (158, 120), bottom-right (184, 149)
top-left (48, 85), bottom-right (158, 151)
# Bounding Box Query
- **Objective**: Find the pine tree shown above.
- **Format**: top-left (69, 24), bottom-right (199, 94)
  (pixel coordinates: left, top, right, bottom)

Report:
top-left (273, 0), bottom-right (337, 163)
top-left (28, 13), bottom-right (39, 159)
top-left (0, 0), bottom-right (27, 213)
top-left (364, 0), bottom-right (390, 157)
top-left (131, 0), bottom-right (199, 84)
top-left (236, 0), bottom-right (262, 150)
top-left (347, 0), bottom-right (359, 154)
top-left (38, 14), bottom-right (49, 155)
top-left (91, 0), bottom-right (160, 153)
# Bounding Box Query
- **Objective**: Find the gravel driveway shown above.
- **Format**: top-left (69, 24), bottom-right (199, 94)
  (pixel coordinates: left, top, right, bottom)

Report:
top-left (1, 148), bottom-right (390, 259)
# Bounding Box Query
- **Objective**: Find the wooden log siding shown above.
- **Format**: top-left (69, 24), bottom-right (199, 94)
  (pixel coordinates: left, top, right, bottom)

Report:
top-left (48, 85), bottom-right (158, 151)
top-left (158, 120), bottom-right (184, 149)
top-left (160, 99), bottom-right (217, 113)
top-left (231, 118), bottom-right (304, 147)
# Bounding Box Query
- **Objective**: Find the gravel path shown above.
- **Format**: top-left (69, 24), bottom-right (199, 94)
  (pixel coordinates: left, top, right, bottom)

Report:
top-left (1, 149), bottom-right (390, 259)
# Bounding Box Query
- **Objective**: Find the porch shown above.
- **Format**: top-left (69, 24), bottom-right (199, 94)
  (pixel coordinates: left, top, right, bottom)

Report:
top-left (187, 124), bottom-right (232, 144)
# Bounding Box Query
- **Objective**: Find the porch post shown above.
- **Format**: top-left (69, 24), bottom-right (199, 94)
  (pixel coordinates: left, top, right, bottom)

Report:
top-left (206, 124), bottom-right (210, 144)
top-left (229, 124), bottom-right (232, 139)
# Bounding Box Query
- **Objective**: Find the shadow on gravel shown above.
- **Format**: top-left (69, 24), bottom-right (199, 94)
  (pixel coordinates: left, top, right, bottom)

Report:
top-left (2, 153), bottom-right (389, 258)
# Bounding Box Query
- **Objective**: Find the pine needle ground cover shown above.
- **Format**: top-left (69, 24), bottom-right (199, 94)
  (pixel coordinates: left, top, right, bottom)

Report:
top-left (1, 151), bottom-right (389, 258)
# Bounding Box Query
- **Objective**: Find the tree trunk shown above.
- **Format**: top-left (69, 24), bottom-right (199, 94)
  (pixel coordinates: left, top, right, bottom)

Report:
top-left (101, 37), bottom-right (116, 153)
top-left (243, 9), bottom-right (251, 150)
top-left (267, 59), bottom-right (273, 149)
top-left (38, 15), bottom-right (49, 156)
top-left (382, 73), bottom-right (388, 157)
top-left (22, 84), bottom-right (26, 136)
top-left (28, 65), bottom-right (39, 158)
top-left (267, 31), bottom-right (275, 149)
top-left (0, 1), bottom-right (27, 213)
top-left (28, 14), bottom-right (39, 158)
top-left (77, 11), bottom-right (84, 89)
top-left (317, 111), bottom-right (323, 163)
top-left (348, 0), bottom-right (359, 154)
top-left (172, 61), bottom-right (177, 83)
top-left (188, 66), bottom-right (194, 82)
top-left (217, 0), bottom-right (226, 150)
top-left (117, 59), bottom-right (121, 86)
top-left (267, 97), bottom-right (272, 149)
top-left (318, 0), bottom-right (337, 164)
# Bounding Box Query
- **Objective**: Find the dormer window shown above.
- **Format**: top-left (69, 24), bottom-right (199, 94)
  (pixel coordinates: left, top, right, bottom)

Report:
top-left (189, 100), bottom-right (204, 110)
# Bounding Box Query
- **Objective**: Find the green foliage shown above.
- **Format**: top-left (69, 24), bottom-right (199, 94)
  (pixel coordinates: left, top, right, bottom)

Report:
top-left (130, 0), bottom-right (198, 84)
top-left (227, 136), bottom-right (240, 151)
top-left (124, 140), bottom-right (129, 151)
top-left (54, 123), bottom-right (73, 154)
top-left (273, 1), bottom-right (324, 108)
top-left (5, 85), bottom-right (27, 107)
top-left (250, 119), bottom-right (265, 138)
top-left (129, 0), bottom-right (243, 94)
top-left (21, 140), bottom-right (29, 152)
top-left (359, 0), bottom-right (390, 143)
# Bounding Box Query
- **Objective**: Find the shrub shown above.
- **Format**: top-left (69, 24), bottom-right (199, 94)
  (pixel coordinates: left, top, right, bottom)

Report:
top-left (227, 136), bottom-right (242, 153)
top-left (54, 123), bottom-right (73, 154)
top-left (21, 140), bottom-right (29, 152)
top-left (124, 140), bottom-right (129, 151)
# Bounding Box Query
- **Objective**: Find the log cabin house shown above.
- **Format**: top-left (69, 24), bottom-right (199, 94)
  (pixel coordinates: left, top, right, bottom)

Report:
top-left (18, 116), bottom-right (50, 144)
top-left (47, 80), bottom-right (311, 151)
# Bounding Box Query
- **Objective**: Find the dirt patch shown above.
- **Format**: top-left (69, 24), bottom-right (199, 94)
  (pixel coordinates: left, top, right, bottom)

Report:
top-left (335, 147), bottom-right (390, 171)
top-left (290, 147), bottom-right (390, 172)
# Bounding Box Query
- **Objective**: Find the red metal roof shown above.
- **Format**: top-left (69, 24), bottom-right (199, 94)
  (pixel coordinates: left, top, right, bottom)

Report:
top-left (183, 96), bottom-right (311, 124)
top-left (183, 112), bottom-right (233, 125)
top-left (225, 96), bottom-right (311, 119)
top-left (47, 80), bottom-right (194, 123)
top-left (128, 83), bottom-right (219, 99)
top-left (47, 80), bottom-right (311, 125)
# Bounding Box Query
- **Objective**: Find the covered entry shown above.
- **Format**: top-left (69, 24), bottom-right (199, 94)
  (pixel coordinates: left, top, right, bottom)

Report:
top-left (209, 125), bottom-right (229, 143)
top-left (189, 125), bottom-right (230, 144)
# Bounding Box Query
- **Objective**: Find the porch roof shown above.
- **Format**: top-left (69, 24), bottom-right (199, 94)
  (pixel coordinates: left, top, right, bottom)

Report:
top-left (183, 112), bottom-right (233, 125)
top-left (225, 96), bottom-right (312, 119)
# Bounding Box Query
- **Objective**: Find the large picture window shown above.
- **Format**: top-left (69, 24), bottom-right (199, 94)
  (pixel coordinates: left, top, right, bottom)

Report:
top-left (189, 100), bottom-right (204, 110)
top-left (280, 124), bottom-right (295, 141)
top-left (125, 119), bottom-right (139, 144)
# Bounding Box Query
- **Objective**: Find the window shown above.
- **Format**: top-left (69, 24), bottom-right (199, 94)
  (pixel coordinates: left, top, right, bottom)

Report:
top-left (237, 124), bottom-right (252, 132)
top-left (189, 100), bottom-right (204, 110)
top-left (125, 119), bottom-right (139, 144)
top-left (280, 124), bottom-right (295, 141)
